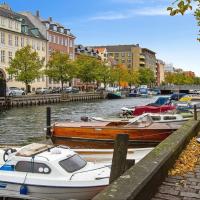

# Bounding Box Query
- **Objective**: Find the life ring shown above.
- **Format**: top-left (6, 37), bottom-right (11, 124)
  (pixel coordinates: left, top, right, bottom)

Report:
top-left (3, 148), bottom-right (17, 162)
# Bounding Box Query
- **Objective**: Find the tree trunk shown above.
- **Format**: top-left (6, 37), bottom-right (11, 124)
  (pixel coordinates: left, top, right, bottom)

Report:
top-left (61, 81), bottom-right (64, 91)
top-left (25, 82), bottom-right (28, 95)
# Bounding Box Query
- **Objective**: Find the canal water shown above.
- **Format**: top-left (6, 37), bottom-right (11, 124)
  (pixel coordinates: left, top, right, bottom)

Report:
top-left (0, 97), bottom-right (157, 145)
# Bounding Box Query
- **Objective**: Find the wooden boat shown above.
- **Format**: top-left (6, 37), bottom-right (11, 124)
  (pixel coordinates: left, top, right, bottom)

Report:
top-left (0, 143), bottom-right (110, 200)
top-left (51, 114), bottom-right (179, 148)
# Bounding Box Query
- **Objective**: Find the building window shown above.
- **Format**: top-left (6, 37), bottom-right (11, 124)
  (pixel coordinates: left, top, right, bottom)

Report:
top-left (59, 37), bottom-right (62, 45)
top-left (1, 17), bottom-right (5, 26)
top-left (52, 35), bottom-right (55, 43)
top-left (21, 37), bottom-right (24, 47)
top-left (42, 43), bottom-right (45, 51)
top-left (27, 38), bottom-right (30, 46)
top-left (8, 34), bottom-right (12, 46)
top-left (128, 59), bottom-right (132, 63)
top-left (55, 36), bottom-right (58, 44)
top-left (121, 52), bottom-right (125, 57)
top-left (9, 20), bottom-right (12, 28)
top-left (127, 52), bottom-right (131, 57)
top-left (1, 50), bottom-right (5, 63)
top-left (65, 39), bottom-right (68, 46)
top-left (37, 42), bottom-right (40, 50)
top-left (115, 53), bottom-right (119, 58)
top-left (122, 59), bottom-right (125, 63)
top-left (49, 34), bottom-right (52, 42)
top-left (1, 32), bottom-right (5, 44)
top-left (69, 40), bottom-right (73, 47)
top-left (8, 51), bottom-right (12, 62)
top-left (32, 40), bottom-right (36, 49)
top-left (15, 22), bottom-right (19, 30)
top-left (15, 36), bottom-right (19, 46)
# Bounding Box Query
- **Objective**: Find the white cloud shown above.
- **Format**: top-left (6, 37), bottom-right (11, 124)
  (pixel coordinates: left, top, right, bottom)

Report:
top-left (89, 7), bottom-right (172, 21)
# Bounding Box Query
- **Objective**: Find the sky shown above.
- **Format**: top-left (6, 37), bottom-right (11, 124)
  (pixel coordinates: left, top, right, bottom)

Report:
top-left (4, 0), bottom-right (200, 75)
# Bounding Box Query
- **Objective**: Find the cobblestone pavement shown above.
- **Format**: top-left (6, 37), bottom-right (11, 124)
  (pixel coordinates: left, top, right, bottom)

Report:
top-left (152, 164), bottom-right (200, 200)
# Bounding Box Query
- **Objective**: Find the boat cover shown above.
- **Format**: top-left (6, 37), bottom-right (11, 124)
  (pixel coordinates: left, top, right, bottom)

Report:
top-left (133, 105), bottom-right (176, 116)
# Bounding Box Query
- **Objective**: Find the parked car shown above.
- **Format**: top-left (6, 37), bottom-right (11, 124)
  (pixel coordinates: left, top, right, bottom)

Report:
top-left (63, 87), bottom-right (79, 93)
top-left (51, 87), bottom-right (62, 93)
top-left (7, 87), bottom-right (25, 96)
top-left (35, 88), bottom-right (50, 94)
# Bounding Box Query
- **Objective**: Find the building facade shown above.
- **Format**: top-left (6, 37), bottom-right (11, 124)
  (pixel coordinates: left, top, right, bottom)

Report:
top-left (91, 44), bottom-right (157, 72)
top-left (156, 59), bottom-right (165, 86)
top-left (0, 3), bottom-right (48, 92)
top-left (22, 11), bottom-right (76, 89)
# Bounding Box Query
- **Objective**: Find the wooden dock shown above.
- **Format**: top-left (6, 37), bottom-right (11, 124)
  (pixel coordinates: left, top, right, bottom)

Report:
top-left (4, 92), bottom-right (106, 108)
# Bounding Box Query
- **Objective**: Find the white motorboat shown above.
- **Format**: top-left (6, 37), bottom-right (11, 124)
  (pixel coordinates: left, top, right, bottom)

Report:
top-left (0, 143), bottom-right (110, 200)
top-left (91, 113), bottom-right (192, 125)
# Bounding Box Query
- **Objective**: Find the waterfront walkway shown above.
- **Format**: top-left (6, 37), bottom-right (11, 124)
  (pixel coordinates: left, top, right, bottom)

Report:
top-left (152, 162), bottom-right (200, 200)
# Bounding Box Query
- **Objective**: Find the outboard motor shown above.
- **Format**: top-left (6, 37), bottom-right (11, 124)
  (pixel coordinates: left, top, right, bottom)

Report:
top-left (81, 116), bottom-right (89, 122)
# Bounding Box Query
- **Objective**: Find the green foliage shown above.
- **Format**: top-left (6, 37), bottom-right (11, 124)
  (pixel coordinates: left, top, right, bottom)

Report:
top-left (45, 51), bottom-right (76, 90)
top-left (110, 64), bottom-right (129, 86)
top-left (75, 54), bottom-right (101, 84)
top-left (138, 68), bottom-right (155, 85)
top-left (95, 62), bottom-right (112, 88)
top-left (168, 0), bottom-right (200, 41)
top-left (164, 72), bottom-right (197, 84)
top-left (7, 46), bottom-right (44, 91)
top-left (127, 69), bottom-right (140, 87)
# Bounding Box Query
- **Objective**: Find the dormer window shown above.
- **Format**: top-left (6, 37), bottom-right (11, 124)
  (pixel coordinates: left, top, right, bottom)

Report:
top-left (59, 27), bottom-right (64, 33)
top-left (45, 23), bottom-right (50, 29)
top-left (53, 25), bottom-right (57, 31)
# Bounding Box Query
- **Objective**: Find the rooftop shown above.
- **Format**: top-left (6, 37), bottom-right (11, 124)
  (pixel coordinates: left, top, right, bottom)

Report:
top-left (0, 5), bottom-right (46, 40)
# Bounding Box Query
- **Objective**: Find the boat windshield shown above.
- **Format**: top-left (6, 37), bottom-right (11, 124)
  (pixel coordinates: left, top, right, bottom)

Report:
top-left (59, 154), bottom-right (87, 173)
top-left (128, 115), bottom-right (153, 127)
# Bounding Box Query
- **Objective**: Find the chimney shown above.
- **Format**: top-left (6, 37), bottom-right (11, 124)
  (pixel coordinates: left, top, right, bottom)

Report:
top-left (48, 17), bottom-right (52, 22)
top-left (36, 10), bottom-right (40, 18)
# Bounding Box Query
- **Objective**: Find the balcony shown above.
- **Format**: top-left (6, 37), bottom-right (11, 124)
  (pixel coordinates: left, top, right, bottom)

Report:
top-left (140, 61), bottom-right (145, 65)
top-left (140, 54), bottom-right (145, 60)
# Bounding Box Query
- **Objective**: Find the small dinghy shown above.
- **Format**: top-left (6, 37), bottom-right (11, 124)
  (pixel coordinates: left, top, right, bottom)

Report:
top-left (0, 143), bottom-right (110, 200)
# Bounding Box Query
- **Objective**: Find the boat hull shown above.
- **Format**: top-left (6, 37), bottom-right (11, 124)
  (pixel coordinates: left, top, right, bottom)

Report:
top-left (107, 93), bottom-right (121, 99)
top-left (0, 182), bottom-right (106, 200)
top-left (52, 126), bottom-right (176, 148)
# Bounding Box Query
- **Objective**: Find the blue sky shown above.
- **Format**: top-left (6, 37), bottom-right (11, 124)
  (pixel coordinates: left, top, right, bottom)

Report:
top-left (4, 0), bottom-right (200, 75)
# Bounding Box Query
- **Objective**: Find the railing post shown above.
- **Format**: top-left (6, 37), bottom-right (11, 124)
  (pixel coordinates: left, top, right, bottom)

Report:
top-left (46, 107), bottom-right (51, 138)
top-left (194, 105), bottom-right (197, 120)
top-left (109, 134), bottom-right (129, 184)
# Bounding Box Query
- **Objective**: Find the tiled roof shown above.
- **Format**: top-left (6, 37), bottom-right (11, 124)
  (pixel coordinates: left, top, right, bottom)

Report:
top-left (91, 44), bottom-right (137, 52)
top-left (0, 7), bottom-right (46, 40)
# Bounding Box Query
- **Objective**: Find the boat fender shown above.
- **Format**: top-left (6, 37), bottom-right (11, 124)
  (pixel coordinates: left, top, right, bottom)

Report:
top-left (20, 185), bottom-right (28, 195)
top-left (81, 116), bottom-right (89, 122)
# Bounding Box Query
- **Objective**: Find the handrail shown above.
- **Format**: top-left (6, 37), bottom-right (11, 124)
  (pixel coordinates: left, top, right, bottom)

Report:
top-left (70, 165), bottom-right (110, 180)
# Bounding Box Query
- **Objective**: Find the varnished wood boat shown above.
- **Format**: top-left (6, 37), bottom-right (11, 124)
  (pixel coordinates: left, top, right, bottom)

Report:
top-left (51, 114), bottom-right (179, 148)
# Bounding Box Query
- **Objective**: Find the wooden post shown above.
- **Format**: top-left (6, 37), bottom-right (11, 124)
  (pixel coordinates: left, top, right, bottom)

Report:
top-left (194, 105), bottom-right (197, 120)
top-left (125, 159), bottom-right (135, 171)
top-left (46, 107), bottom-right (51, 138)
top-left (109, 134), bottom-right (129, 184)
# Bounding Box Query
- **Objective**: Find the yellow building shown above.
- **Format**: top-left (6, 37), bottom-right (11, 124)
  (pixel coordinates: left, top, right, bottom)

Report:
top-left (0, 3), bottom-right (48, 92)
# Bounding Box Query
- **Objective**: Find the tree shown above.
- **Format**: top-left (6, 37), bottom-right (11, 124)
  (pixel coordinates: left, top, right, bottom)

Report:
top-left (138, 68), bottom-right (155, 86)
top-left (7, 46), bottom-right (44, 93)
top-left (168, 0), bottom-right (200, 41)
top-left (96, 62), bottom-right (112, 89)
top-left (127, 69), bottom-right (140, 88)
top-left (45, 52), bottom-right (76, 90)
top-left (75, 55), bottom-right (101, 90)
top-left (110, 64), bottom-right (129, 89)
